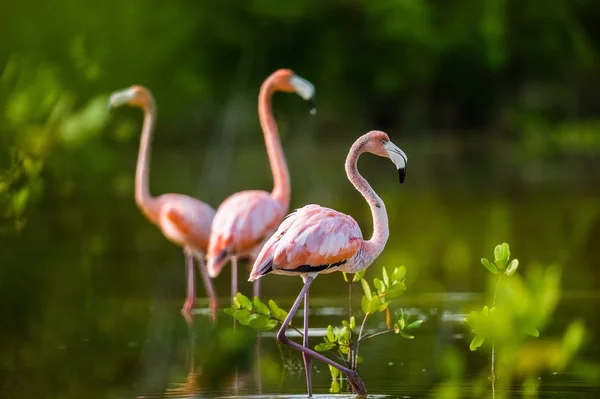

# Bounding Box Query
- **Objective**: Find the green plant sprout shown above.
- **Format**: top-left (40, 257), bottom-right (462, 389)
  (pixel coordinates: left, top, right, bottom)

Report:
top-left (466, 243), bottom-right (521, 394)
top-left (224, 293), bottom-right (289, 331)
top-left (465, 243), bottom-right (590, 398)
top-left (315, 266), bottom-right (423, 393)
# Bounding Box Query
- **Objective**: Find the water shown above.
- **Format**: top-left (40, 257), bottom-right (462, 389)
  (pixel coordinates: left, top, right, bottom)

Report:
top-left (2, 139), bottom-right (600, 398)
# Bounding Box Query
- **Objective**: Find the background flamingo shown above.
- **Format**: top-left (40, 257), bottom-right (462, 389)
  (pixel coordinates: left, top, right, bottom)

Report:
top-left (109, 85), bottom-right (218, 319)
top-left (206, 69), bottom-right (315, 299)
top-left (248, 130), bottom-right (407, 396)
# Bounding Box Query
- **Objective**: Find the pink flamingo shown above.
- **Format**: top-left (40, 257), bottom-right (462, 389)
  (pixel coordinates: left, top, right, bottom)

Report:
top-left (206, 69), bottom-right (315, 298)
top-left (109, 85), bottom-right (218, 320)
top-left (248, 130), bottom-right (407, 396)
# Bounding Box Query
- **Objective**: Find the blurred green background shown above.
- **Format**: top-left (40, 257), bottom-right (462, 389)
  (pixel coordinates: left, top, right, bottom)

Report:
top-left (2, 0), bottom-right (600, 397)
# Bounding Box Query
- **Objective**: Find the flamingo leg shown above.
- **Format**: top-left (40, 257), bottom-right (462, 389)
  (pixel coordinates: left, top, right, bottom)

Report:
top-left (231, 256), bottom-right (238, 303)
top-left (253, 278), bottom-right (261, 298)
top-left (276, 275), bottom-right (367, 396)
top-left (302, 286), bottom-right (312, 397)
top-left (195, 255), bottom-right (218, 322)
top-left (182, 248), bottom-right (195, 313)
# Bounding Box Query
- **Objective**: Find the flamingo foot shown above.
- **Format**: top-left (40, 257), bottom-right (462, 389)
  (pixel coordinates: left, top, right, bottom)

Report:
top-left (182, 298), bottom-right (195, 314)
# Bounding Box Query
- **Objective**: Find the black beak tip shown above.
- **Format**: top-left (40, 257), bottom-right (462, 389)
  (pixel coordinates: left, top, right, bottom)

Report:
top-left (398, 167), bottom-right (406, 184)
top-left (308, 97), bottom-right (316, 115)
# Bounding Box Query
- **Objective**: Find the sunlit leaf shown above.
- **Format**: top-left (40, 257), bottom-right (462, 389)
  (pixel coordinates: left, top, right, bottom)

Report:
top-left (382, 266), bottom-right (389, 286)
top-left (327, 325), bottom-right (335, 342)
top-left (329, 364), bottom-right (340, 378)
top-left (367, 295), bottom-right (381, 314)
top-left (399, 331), bottom-right (414, 339)
top-left (470, 334), bottom-right (485, 351)
top-left (342, 272), bottom-right (349, 283)
top-left (339, 345), bottom-right (350, 355)
top-left (249, 315), bottom-right (272, 329)
top-left (406, 319), bottom-right (424, 330)
top-left (268, 300), bottom-right (288, 322)
top-left (352, 269), bottom-right (367, 282)
top-left (315, 342), bottom-right (336, 352)
top-left (361, 296), bottom-right (370, 315)
top-left (350, 316), bottom-right (356, 330)
top-left (329, 378), bottom-right (340, 393)
top-left (361, 279), bottom-right (372, 300)
top-left (392, 266), bottom-right (406, 282)
top-left (223, 308), bottom-right (236, 316)
top-left (481, 258), bottom-right (499, 274)
top-left (373, 277), bottom-right (383, 292)
top-left (385, 282), bottom-right (406, 299)
top-left (253, 296), bottom-right (270, 315)
top-left (378, 300), bottom-right (390, 312)
top-left (505, 259), bottom-right (519, 276)
top-left (234, 309), bottom-right (258, 325)
top-left (236, 293), bottom-right (252, 310)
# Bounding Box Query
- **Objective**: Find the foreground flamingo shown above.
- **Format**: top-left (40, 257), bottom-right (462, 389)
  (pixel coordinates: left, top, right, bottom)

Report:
top-left (249, 130), bottom-right (407, 396)
top-left (109, 86), bottom-right (218, 319)
top-left (206, 69), bottom-right (315, 299)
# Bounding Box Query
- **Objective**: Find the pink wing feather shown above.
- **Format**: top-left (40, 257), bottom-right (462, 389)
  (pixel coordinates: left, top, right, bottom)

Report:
top-left (249, 204), bottom-right (363, 280)
top-left (207, 190), bottom-right (285, 277)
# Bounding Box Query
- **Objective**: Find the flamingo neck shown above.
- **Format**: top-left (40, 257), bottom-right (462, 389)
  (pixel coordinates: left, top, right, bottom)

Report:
top-left (135, 98), bottom-right (158, 222)
top-left (345, 137), bottom-right (389, 268)
top-left (259, 77), bottom-right (290, 211)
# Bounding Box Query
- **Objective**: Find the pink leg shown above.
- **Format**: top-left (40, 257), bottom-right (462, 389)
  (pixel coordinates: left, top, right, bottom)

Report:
top-left (302, 287), bottom-right (312, 397)
top-left (277, 275), bottom-right (367, 396)
top-left (253, 278), bottom-right (260, 298)
top-left (231, 257), bottom-right (238, 303)
top-left (196, 255), bottom-right (218, 322)
top-left (182, 248), bottom-right (195, 313)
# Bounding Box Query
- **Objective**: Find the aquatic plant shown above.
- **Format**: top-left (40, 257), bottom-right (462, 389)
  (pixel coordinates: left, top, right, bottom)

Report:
top-left (464, 243), bottom-right (590, 398)
top-left (225, 265), bottom-right (423, 393)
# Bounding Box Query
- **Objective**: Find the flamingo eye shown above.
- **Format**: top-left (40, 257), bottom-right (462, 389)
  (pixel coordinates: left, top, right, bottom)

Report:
top-left (381, 140), bottom-right (386, 145)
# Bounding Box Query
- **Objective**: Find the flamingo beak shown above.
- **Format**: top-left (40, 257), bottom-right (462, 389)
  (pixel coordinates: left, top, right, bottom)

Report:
top-left (383, 141), bottom-right (407, 184)
top-left (290, 75), bottom-right (316, 115)
top-left (108, 88), bottom-right (136, 109)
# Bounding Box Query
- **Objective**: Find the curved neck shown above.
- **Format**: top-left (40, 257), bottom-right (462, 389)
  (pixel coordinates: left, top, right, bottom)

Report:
top-left (259, 77), bottom-right (290, 210)
top-left (345, 138), bottom-right (389, 265)
top-left (135, 98), bottom-right (158, 222)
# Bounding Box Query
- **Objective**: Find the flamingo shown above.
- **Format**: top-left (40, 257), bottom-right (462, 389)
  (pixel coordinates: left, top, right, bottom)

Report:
top-left (108, 85), bottom-right (218, 320)
top-left (206, 69), bottom-right (315, 299)
top-left (248, 130), bottom-right (407, 396)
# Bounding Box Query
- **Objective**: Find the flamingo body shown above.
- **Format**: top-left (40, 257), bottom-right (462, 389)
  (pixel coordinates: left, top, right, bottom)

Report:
top-left (250, 204), bottom-right (363, 278)
top-left (153, 193), bottom-right (216, 251)
top-left (206, 190), bottom-right (285, 277)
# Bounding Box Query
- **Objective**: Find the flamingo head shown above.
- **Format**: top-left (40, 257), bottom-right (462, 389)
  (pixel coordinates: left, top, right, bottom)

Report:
top-left (270, 69), bottom-right (316, 114)
top-left (109, 85), bottom-right (153, 110)
top-left (365, 130), bottom-right (408, 184)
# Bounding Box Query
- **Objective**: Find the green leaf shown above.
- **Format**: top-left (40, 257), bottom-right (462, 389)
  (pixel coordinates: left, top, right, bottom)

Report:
top-left (249, 315), bottom-right (272, 329)
top-left (350, 316), bottom-right (356, 330)
top-left (501, 243), bottom-right (510, 262)
top-left (235, 310), bottom-right (258, 325)
top-left (268, 300), bottom-right (288, 322)
top-left (494, 244), bottom-right (503, 262)
top-left (329, 364), bottom-right (340, 378)
top-left (232, 296), bottom-right (241, 309)
top-left (339, 345), bottom-right (350, 355)
top-left (505, 259), bottom-right (519, 276)
top-left (361, 295), bottom-right (370, 315)
top-left (223, 308), bottom-right (236, 316)
top-left (470, 334), bottom-right (485, 351)
top-left (392, 266), bottom-right (407, 283)
top-left (315, 342), bottom-right (336, 352)
top-left (352, 269), bottom-right (367, 282)
top-left (382, 267), bottom-right (389, 287)
top-left (406, 319), bottom-right (424, 330)
top-left (378, 300), bottom-right (390, 312)
top-left (399, 331), bottom-right (414, 339)
top-left (340, 326), bottom-right (350, 342)
top-left (236, 293), bottom-right (252, 311)
top-left (522, 326), bottom-right (540, 337)
top-left (385, 282), bottom-right (406, 299)
top-left (253, 297), bottom-right (270, 315)
top-left (342, 272), bottom-right (349, 283)
top-left (373, 278), bottom-right (383, 292)
top-left (361, 279), bottom-right (372, 300)
top-left (393, 323), bottom-right (400, 334)
top-left (367, 295), bottom-right (381, 314)
top-left (327, 325), bottom-right (335, 342)
top-left (481, 258), bottom-right (499, 274)
top-left (329, 379), bottom-right (340, 394)
top-left (399, 317), bottom-right (405, 330)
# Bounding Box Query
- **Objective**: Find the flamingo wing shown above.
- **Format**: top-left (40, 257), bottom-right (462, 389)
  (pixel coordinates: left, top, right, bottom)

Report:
top-left (250, 204), bottom-right (363, 279)
top-left (207, 190), bottom-right (285, 276)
